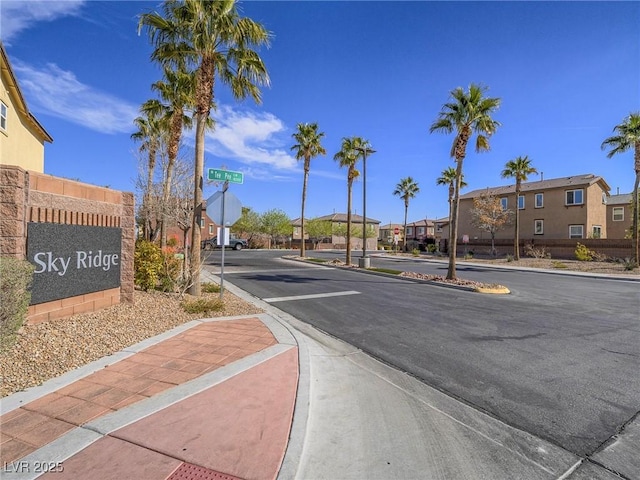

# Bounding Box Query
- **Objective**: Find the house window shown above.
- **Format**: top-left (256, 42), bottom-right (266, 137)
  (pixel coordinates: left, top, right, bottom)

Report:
top-left (569, 225), bottom-right (584, 239)
top-left (534, 220), bottom-right (543, 235)
top-left (200, 218), bottom-right (205, 228)
top-left (500, 198), bottom-right (508, 210)
top-left (613, 207), bottom-right (624, 221)
top-left (208, 224), bottom-right (214, 235)
top-left (535, 193), bottom-right (544, 208)
top-left (518, 195), bottom-right (525, 210)
top-left (0, 101), bottom-right (7, 131)
top-left (592, 225), bottom-right (602, 239)
top-left (417, 226), bottom-right (425, 235)
top-left (566, 189), bottom-right (584, 206)
top-left (602, 193), bottom-right (608, 204)
top-left (406, 227), bottom-right (413, 236)
top-left (436, 223), bottom-right (443, 232)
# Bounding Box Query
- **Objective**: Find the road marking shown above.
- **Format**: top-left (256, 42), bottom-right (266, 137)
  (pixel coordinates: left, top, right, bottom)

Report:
top-left (263, 290), bottom-right (361, 303)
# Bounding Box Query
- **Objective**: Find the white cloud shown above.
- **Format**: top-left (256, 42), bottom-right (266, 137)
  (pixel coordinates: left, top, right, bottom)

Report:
top-left (1, 1), bottom-right (86, 43)
top-left (205, 106), bottom-right (298, 170)
top-left (12, 60), bottom-right (139, 134)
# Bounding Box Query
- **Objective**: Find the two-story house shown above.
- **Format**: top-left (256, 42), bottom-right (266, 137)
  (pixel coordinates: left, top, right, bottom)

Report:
top-left (1, 43), bottom-right (53, 171)
top-left (607, 193), bottom-right (634, 240)
top-left (455, 174), bottom-right (612, 240)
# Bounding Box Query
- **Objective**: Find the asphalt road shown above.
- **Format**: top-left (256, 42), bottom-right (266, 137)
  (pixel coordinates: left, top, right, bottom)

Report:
top-left (203, 249), bottom-right (640, 458)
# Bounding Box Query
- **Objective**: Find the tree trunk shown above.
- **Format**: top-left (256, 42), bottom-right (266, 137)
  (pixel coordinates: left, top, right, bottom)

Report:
top-left (403, 202), bottom-right (408, 252)
top-left (447, 131), bottom-right (469, 280)
top-left (300, 160), bottom-right (309, 258)
top-left (447, 158), bottom-right (463, 279)
top-left (346, 178), bottom-right (353, 265)
top-left (633, 171), bottom-right (639, 263)
top-left (514, 180), bottom-right (521, 260)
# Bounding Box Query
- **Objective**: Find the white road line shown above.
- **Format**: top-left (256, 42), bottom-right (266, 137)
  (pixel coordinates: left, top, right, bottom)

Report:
top-left (263, 290), bottom-right (361, 303)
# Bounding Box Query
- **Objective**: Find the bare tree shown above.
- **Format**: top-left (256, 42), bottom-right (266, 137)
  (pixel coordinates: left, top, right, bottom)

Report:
top-left (471, 193), bottom-right (513, 256)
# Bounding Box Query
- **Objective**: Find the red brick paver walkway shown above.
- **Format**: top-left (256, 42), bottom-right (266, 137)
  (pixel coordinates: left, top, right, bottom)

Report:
top-left (1, 317), bottom-right (277, 465)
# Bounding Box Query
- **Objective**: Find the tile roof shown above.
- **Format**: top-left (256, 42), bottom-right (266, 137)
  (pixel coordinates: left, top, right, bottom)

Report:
top-left (460, 174), bottom-right (610, 199)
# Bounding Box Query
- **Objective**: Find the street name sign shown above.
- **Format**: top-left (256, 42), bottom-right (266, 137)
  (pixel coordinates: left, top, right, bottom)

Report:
top-left (208, 169), bottom-right (244, 184)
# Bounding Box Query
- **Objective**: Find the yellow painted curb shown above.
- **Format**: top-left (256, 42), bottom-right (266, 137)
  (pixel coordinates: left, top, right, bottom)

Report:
top-left (474, 286), bottom-right (510, 294)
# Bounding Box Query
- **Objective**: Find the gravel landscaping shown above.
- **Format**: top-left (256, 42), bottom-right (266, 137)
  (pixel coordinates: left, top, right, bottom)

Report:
top-left (0, 289), bottom-right (263, 398)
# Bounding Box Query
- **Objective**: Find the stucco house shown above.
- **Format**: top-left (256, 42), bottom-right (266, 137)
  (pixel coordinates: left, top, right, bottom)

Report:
top-left (1, 43), bottom-right (53, 171)
top-left (456, 173), bottom-right (613, 241)
top-left (606, 193), bottom-right (634, 240)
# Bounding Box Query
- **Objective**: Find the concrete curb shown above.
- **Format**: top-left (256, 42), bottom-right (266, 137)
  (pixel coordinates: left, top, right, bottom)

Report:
top-left (280, 255), bottom-right (511, 294)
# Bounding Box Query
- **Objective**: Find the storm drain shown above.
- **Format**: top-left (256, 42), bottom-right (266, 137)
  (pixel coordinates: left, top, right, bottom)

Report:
top-left (167, 462), bottom-right (244, 480)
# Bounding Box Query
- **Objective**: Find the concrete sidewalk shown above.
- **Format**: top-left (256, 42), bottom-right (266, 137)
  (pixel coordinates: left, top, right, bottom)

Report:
top-left (2, 276), bottom-right (638, 479)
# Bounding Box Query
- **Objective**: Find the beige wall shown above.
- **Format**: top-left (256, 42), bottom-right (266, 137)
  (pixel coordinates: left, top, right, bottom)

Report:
top-left (607, 202), bottom-right (632, 239)
top-left (457, 182), bottom-right (609, 241)
top-left (1, 52), bottom-right (49, 172)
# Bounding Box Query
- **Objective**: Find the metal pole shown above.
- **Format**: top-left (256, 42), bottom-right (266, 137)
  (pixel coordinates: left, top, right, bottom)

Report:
top-left (362, 150), bottom-right (367, 261)
top-left (219, 181), bottom-right (229, 300)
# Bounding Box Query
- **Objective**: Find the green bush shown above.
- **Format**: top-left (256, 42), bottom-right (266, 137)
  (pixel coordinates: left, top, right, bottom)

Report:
top-left (182, 297), bottom-right (224, 314)
top-left (202, 282), bottom-right (221, 293)
top-left (134, 240), bottom-right (164, 291)
top-left (0, 257), bottom-right (34, 352)
top-left (427, 244), bottom-right (437, 253)
top-left (411, 248), bottom-right (420, 257)
top-left (575, 242), bottom-right (594, 262)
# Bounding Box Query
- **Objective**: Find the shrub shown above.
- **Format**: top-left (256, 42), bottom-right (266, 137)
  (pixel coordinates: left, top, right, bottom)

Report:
top-left (411, 248), bottom-right (420, 257)
top-left (575, 242), bottom-right (594, 262)
top-left (134, 240), bottom-right (164, 291)
top-left (202, 282), bottom-right (220, 293)
top-left (182, 297), bottom-right (224, 314)
top-left (506, 254), bottom-right (514, 262)
top-left (622, 257), bottom-right (638, 271)
top-left (427, 244), bottom-right (437, 253)
top-left (0, 257), bottom-right (34, 352)
top-left (159, 246), bottom-right (182, 292)
top-left (552, 260), bottom-right (568, 269)
top-left (524, 243), bottom-right (551, 259)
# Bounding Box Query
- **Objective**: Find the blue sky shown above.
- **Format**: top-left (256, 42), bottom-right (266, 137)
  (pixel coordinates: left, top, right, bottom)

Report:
top-left (3, 1), bottom-right (638, 225)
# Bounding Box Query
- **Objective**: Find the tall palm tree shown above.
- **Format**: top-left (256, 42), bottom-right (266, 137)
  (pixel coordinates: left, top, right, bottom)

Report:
top-left (291, 122), bottom-right (326, 258)
top-left (601, 113), bottom-right (640, 265)
top-left (140, 0), bottom-right (270, 296)
top-left (142, 66), bottom-right (195, 247)
top-left (333, 137), bottom-right (365, 265)
top-left (430, 84), bottom-right (501, 279)
top-left (393, 177), bottom-right (420, 251)
top-left (131, 109), bottom-right (164, 241)
top-left (436, 167), bottom-right (466, 249)
top-left (501, 155), bottom-right (537, 260)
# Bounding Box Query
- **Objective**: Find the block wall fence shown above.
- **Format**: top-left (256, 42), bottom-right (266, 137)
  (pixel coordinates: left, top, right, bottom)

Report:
top-left (0, 165), bottom-right (135, 324)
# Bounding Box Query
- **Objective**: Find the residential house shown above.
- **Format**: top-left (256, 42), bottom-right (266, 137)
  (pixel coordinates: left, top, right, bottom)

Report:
top-left (404, 219), bottom-right (437, 244)
top-left (607, 193), bottom-right (634, 240)
top-left (456, 174), bottom-right (612, 241)
top-left (292, 213), bottom-right (381, 250)
top-left (378, 223), bottom-right (404, 245)
top-left (1, 43), bottom-right (53, 171)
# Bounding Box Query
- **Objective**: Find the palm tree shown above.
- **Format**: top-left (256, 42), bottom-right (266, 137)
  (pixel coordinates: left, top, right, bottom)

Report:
top-left (601, 113), bottom-right (640, 265)
top-left (131, 109), bottom-right (164, 241)
top-left (333, 137), bottom-right (365, 265)
top-left (430, 84), bottom-right (501, 279)
top-left (142, 66), bottom-right (195, 248)
top-left (393, 177), bottom-right (420, 251)
top-left (291, 123), bottom-right (326, 258)
top-left (501, 155), bottom-right (537, 260)
top-left (140, 0), bottom-right (270, 296)
top-left (436, 167), bottom-right (467, 247)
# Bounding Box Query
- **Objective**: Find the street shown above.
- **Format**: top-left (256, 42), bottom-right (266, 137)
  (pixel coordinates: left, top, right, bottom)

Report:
top-left (203, 249), bottom-right (640, 458)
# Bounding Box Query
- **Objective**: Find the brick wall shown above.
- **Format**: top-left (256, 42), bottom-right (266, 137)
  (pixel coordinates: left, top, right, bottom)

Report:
top-left (0, 165), bottom-right (134, 324)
